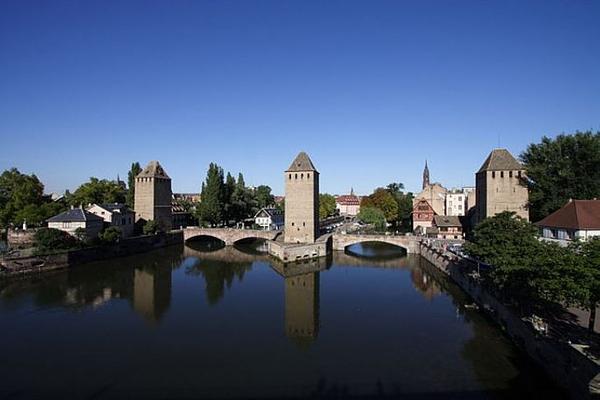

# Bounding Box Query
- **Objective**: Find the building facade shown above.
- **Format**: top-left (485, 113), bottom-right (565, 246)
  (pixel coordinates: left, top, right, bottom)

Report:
top-left (87, 203), bottom-right (135, 238)
top-left (47, 208), bottom-right (104, 239)
top-left (254, 207), bottom-right (284, 231)
top-left (475, 149), bottom-right (529, 223)
top-left (284, 152), bottom-right (319, 244)
top-left (134, 161), bottom-right (173, 231)
top-left (535, 199), bottom-right (600, 244)
top-left (335, 189), bottom-right (360, 216)
top-left (445, 190), bottom-right (466, 216)
top-left (432, 215), bottom-right (463, 239)
top-left (412, 198), bottom-right (436, 234)
top-left (414, 183), bottom-right (447, 216)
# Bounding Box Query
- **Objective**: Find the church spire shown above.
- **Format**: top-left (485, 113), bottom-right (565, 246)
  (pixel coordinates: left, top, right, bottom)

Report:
top-left (422, 160), bottom-right (430, 189)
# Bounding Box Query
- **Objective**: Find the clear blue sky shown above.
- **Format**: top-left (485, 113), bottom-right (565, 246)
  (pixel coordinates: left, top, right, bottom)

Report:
top-left (1, 1), bottom-right (599, 196)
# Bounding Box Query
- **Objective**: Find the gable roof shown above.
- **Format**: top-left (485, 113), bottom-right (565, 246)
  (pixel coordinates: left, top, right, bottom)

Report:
top-left (433, 215), bottom-right (462, 227)
top-left (254, 207), bottom-right (282, 219)
top-left (535, 200), bottom-right (600, 230)
top-left (286, 152), bottom-right (317, 172)
top-left (336, 194), bottom-right (360, 206)
top-left (478, 149), bottom-right (523, 173)
top-left (137, 160), bottom-right (170, 179)
top-left (47, 208), bottom-right (104, 223)
top-left (96, 203), bottom-right (133, 214)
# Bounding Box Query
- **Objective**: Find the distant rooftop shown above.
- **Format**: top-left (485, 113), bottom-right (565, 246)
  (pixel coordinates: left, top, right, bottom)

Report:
top-left (535, 199), bottom-right (600, 230)
top-left (478, 149), bottom-right (523, 173)
top-left (286, 152), bottom-right (317, 172)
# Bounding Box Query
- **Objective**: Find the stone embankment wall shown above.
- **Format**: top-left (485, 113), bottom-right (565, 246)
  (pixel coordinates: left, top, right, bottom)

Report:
top-left (420, 243), bottom-right (600, 400)
top-left (268, 240), bottom-right (327, 262)
top-left (1, 231), bottom-right (183, 278)
top-left (7, 229), bottom-right (38, 249)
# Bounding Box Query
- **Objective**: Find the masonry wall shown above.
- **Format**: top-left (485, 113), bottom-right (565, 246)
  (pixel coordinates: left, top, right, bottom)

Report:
top-left (135, 176), bottom-right (172, 231)
top-left (476, 170), bottom-right (528, 222)
top-left (7, 229), bottom-right (38, 249)
top-left (284, 170), bottom-right (319, 243)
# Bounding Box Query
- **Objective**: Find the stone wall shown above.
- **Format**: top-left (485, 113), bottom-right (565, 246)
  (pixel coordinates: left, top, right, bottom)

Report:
top-left (7, 229), bottom-right (38, 249)
top-left (420, 243), bottom-right (600, 399)
top-left (268, 240), bottom-right (327, 263)
top-left (1, 231), bottom-right (183, 278)
top-left (284, 170), bottom-right (319, 244)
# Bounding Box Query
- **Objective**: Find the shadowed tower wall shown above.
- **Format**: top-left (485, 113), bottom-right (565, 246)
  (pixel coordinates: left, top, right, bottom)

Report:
top-left (284, 152), bottom-right (319, 243)
top-left (285, 272), bottom-right (320, 341)
top-left (134, 160), bottom-right (173, 231)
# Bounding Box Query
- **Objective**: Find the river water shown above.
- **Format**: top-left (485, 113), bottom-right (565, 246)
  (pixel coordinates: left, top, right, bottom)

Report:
top-left (0, 240), bottom-right (564, 399)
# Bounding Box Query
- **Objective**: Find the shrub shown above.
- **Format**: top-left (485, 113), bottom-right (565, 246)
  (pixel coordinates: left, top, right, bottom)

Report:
top-left (143, 220), bottom-right (159, 235)
top-left (34, 228), bottom-right (80, 253)
top-left (100, 226), bottom-right (121, 244)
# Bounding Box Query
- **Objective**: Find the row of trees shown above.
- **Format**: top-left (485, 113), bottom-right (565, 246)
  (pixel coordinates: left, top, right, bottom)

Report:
top-left (465, 211), bottom-right (599, 332)
top-left (196, 163), bottom-right (275, 226)
top-left (358, 183), bottom-right (413, 232)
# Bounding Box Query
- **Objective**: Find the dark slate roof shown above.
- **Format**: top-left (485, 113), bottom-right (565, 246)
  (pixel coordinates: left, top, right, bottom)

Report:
top-left (535, 200), bottom-right (600, 230)
top-left (254, 207), bottom-right (282, 218)
top-left (286, 152), bottom-right (318, 172)
top-left (477, 149), bottom-right (523, 173)
top-left (137, 160), bottom-right (170, 179)
top-left (433, 215), bottom-right (462, 227)
top-left (47, 208), bottom-right (104, 223)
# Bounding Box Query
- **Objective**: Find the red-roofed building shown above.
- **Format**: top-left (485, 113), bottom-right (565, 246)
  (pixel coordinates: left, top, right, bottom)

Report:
top-left (535, 199), bottom-right (600, 243)
top-left (335, 189), bottom-right (360, 216)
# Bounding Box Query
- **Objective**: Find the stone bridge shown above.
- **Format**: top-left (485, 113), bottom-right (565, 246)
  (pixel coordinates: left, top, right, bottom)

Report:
top-left (183, 227), bottom-right (282, 246)
top-left (331, 234), bottom-right (421, 254)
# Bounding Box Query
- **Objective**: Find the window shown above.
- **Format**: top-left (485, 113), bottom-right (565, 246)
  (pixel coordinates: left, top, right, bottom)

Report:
top-left (509, 171), bottom-right (513, 178)
top-left (307, 173), bottom-right (310, 178)
top-left (500, 171), bottom-right (504, 178)
top-left (301, 173), bottom-right (304, 179)
top-left (518, 171), bottom-right (522, 178)
top-left (289, 174), bottom-right (291, 180)
top-left (291, 222), bottom-right (295, 226)
top-left (492, 171), bottom-right (496, 178)
top-left (122, 218), bottom-right (126, 225)
top-left (458, 196), bottom-right (462, 201)
top-left (295, 174), bottom-right (298, 179)
top-left (303, 222), bottom-right (306, 227)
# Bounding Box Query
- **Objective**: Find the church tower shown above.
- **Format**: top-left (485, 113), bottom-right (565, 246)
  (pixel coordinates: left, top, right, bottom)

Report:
top-left (422, 160), bottom-right (430, 189)
top-left (134, 161), bottom-right (172, 231)
top-left (284, 152), bottom-right (319, 244)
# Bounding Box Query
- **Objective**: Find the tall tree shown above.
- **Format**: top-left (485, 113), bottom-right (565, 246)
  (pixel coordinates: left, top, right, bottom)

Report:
top-left (568, 238), bottom-right (600, 332)
top-left (0, 168), bottom-right (45, 228)
top-left (357, 207), bottom-right (386, 232)
top-left (385, 183), bottom-right (414, 231)
top-left (223, 172), bottom-right (236, 223)
top-left (319, 194), bottom-right (337, 219)
top-left (255, 185), bottom-right (275, 209)
top-left (126, 162), bottom-right (142, 209)
top-left (198, 163), bottom-right (224, 226)
top-left (521, 131), bottom-right (600, 221)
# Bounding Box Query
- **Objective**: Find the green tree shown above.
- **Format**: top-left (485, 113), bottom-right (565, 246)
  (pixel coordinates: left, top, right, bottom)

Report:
top-left (197, 163), bottom-right (224, 226)
top-left (0, 168), bottom-right (45, 228)
top-left (255, 185), bottom-right (275, 209)
top-left (385, 183), bottom-right (414, 231)
top-left (143, 220), bottom-right (160, 235)
top-left (319, 193), bottom-right (337, 219)
top-left (361, 188), bottom-right (398, 223)
top-left (100, 226), bottom-right (122, 243)
top-left (223, 172), bottom-right (236, 223)
top-left (34, 228), bottom-right (80, 254)
top-left (521, 131), bottom-right (600, 221)
top-left (567, 238), bottom-right (600, 332)
top-left (126, 162), bottom-right (142, 208)
top-left (357, 207), bottom-right (386, 232)
top-left (69, 178), bottom-right (127, 207)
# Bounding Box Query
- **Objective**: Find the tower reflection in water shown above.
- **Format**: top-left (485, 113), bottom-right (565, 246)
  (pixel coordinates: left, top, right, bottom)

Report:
top-left (133, 264), bottom-right (172, 324)
top-left (285, 272), bottom-right (320, 343)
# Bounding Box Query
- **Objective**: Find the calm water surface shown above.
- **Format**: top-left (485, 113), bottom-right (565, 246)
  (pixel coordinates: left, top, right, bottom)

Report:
top-left (0, 241), bottom-right (563, 399)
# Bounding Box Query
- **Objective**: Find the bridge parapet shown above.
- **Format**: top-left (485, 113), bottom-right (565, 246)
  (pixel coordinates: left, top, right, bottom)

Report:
top-left (183, 227), bottom-right (281, 246)
top-left (331, 233), bottom-right (421, 254)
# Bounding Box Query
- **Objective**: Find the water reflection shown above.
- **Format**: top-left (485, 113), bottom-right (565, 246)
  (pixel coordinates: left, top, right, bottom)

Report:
top-left (0, 241), bottom-right (566, 399)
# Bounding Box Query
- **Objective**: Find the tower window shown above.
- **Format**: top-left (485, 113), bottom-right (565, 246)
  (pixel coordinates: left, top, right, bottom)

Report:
top-left (492, 171), bottom-right (495, 178)
top-left (500, 171), bottom-right (504, 178)
top-left (307, 173), bottom-right (310, 178)
top-left (289, 174), bottom-right (291, 180)
top-left (291, 222), bottom-right (295, 226)
top-left (509, 171), bottom-right (513, 178)
top-left (301, 173), bottom-right (304, 179)
top-left (295, 174), bottom-right (298, 179)
top-left (303, 222), bottom-right (306, 227)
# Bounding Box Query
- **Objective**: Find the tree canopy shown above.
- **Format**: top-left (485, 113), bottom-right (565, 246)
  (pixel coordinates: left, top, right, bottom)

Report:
top-left (357, 206), bottom-right (386, 231)
top-left (361, 188), bottom-right (398, 223)
top-left (319, 194), bottom-right (337, 219)
top-left (69, 177), bottom-right (127, 207)
top-left (126, 162), bottom-right (142, 208)
top-left (521, 131), bottom-right (600, 221)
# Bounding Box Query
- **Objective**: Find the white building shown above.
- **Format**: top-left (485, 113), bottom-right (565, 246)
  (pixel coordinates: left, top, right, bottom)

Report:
top-left (336, 189), bottom-right (361, 216)
top-left (254, 208), bottom-right (284, 231)
top-left (47, 208), bottom-right (104, 239)
top-left (87, 203), bottom-right (135, 238)
top-left (535, 199), bottom-right (600, 244)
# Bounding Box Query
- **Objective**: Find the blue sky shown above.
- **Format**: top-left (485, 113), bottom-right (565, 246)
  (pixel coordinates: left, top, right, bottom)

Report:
top-left (1, 1), bottom-right (599, 195)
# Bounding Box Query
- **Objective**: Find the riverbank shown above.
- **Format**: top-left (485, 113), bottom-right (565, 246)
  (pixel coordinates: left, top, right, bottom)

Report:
top-left (420, 242), bottom-right (600, 400)
top-left (0, 231), bottom-right (183, 279)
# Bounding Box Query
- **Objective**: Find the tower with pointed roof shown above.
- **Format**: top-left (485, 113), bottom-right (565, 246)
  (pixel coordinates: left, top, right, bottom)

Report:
top-left (134, 160), bottom-right (172, 231)
top-left (475, 149), bottom-right (528, 223)
top-left (422, 160), bottom-right (430, 190)
top-left (284, 152), bottom-right (319, 243)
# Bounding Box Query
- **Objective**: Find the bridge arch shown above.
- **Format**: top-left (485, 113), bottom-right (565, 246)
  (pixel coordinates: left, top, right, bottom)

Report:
top-left (331, 234), bottom-right (420, 254)
top-left (183, 227), bottom-right (282, 247)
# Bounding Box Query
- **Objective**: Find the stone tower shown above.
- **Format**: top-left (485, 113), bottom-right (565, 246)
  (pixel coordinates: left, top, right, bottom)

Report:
top-left (475, 149), bottom-right (529, 223)
top-left (284, 152), bottom-right (319, 244)
top-left (422, 160), bottom-right (430, 190)
top-left (134, 160), bottom-right (172, 231)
